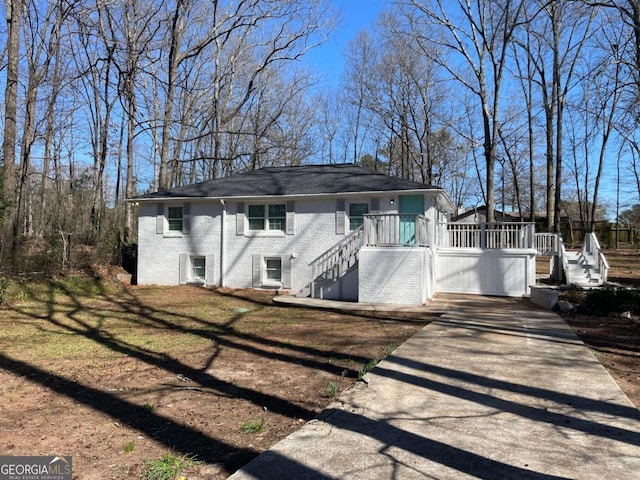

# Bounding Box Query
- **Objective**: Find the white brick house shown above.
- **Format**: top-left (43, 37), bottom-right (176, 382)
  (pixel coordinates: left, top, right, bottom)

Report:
top-left (133, 164), bottom-right (539, 304)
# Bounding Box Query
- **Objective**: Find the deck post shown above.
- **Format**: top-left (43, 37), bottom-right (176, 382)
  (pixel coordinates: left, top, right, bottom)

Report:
top-left (552, 234), bottom-right (563, 283)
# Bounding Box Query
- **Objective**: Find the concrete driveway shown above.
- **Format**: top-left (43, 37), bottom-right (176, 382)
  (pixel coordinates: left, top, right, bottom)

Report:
top-left (229, 295), bottom-right (640, 480)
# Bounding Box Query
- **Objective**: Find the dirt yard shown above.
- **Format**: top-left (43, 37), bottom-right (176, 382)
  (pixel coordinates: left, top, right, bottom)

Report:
top-left (0, 282), bottom-right (434, 479)
top-left (0, 248), bottom-right (638, 479)
top-left (564, 312), bottom-right (640, 410)
top-left (561, 248), bottom-right (640, 412)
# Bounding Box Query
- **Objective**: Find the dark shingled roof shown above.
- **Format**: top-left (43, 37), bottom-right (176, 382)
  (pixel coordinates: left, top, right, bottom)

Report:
top-left (133, 164), bottom-right (442, 200)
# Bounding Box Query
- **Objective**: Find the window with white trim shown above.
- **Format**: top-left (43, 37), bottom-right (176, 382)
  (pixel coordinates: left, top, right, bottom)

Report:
top-left (180, 253), bottom-right (213, 285)
top-left (167, 206), bottom-right (183, 231)
top-left (252, 253), bottom-right (291, 288)
top-left (348, 202), bottom-right (369, 230)
top-left (265, 258), bottom-right (282, 283)
top-left (191, 256), bottom-right (206, 281)
top-left (248, 204), bottom-right (286, 231)
top-left (158, 203), bottom-right (190, 236)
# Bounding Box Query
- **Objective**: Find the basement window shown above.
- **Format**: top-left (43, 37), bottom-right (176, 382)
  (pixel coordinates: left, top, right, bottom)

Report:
top-left (191, 257), bottom-right (206, 282)
top-left (265, 258), bottom-right (282, 283)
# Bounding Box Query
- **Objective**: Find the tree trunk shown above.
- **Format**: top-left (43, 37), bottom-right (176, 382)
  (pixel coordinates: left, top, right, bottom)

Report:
top-left (124, 78), bottom-right (136, 244)
top-left (2, 0), bottom-right (23, 259)
top-left (159, 0), bottom-right (185, 189)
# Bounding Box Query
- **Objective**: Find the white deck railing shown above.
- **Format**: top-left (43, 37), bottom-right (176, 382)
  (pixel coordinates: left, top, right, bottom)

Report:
top-left (363, 214), bottom-right (429, 246)
top-left (438, 222), bottom-right (535, 249)
top-left (534, 233), bottom-right (559, 256)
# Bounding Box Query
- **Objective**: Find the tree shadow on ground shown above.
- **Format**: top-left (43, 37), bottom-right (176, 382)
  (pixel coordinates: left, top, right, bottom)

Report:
top-left (0, 276), bottom-right (429, 475)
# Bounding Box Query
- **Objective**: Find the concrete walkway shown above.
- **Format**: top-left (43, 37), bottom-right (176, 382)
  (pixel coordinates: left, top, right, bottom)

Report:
top-left (271, 294), bottom-right (451, 312)
top-left (229, 295), bottom-right (640, 480)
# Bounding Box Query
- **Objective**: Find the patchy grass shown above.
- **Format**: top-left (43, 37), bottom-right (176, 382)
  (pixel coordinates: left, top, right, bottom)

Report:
top-left (383, 342), bottom-right (400, 356)
top-left (326, 381), bottom-right (339, 399)
top-left (241, 419), bottom-right (266, 434)
top-left (358, 357), bottom-right (379, 380)
top-left (0, 280), bottom-right (434, 479)
top-left (142, 453), bottom-right (197, 480)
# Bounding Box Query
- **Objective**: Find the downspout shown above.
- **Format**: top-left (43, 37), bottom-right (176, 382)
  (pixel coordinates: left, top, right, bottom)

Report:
top-left (431, 196), bottom-right (438, 298)
top-left (220, 199), bottom-right (226, 287)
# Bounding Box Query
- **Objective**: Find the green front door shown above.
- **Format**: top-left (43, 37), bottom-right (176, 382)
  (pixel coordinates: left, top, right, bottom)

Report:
top-left (399, 194), bottom-right (424, 245)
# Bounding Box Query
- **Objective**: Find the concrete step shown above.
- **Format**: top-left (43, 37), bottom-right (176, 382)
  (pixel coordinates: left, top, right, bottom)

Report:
top-left (564, 249), bottom-right (603, 286)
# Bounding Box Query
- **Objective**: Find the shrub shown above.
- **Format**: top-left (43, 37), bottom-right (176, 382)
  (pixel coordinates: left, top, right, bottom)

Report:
top-left (585, 287), bottom-right (640, 315)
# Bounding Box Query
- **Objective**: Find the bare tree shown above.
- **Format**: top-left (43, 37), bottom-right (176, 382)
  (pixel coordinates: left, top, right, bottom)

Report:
top-left (16, 0), bottom-right (73, 242)
top-left (0, 0), bottom-right (338, 272)
top-left (157, 0), bottom-right (333, 188)
top-left (407, 0), bottom-right (525, 222)
top-left (98, 0), bottom-right (162, 243)
top-left (586, 1), bottom-right (640, 87)
top-left (511, 13), bottom-right (541, 222)
top-left (317, 90), bottom-right (344, 164)
top-left (589, 1), bottom-right (640, 212)
top-left (2, 0), bottom-right (23, 259)
top-left (70, 6), bottom-right (119, 237)
top-left (343, 31), bottom-right (375, 165)
top-left (342, 12), bottom-right (452, 183)
top-left (566, 10), bottom-right (629, 231)
top-left (512, 1), bottom-right (594, 231)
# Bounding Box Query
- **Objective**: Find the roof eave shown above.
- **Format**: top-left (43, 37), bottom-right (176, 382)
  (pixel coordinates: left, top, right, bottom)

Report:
top-left (434, 190), bottom-right (456, 213)
top-left (129, 187), bottom-right (446, 203)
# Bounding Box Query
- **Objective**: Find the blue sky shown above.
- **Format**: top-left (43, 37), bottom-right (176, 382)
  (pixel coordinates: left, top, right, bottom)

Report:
top-left (303, 0), bottom-right (389, 87)
top-left (297, 1), bottom-right (626, 216)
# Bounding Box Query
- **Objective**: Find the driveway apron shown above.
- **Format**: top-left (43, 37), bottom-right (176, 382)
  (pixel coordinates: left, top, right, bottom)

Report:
top-left (229, 295), bottom-right (640, 480)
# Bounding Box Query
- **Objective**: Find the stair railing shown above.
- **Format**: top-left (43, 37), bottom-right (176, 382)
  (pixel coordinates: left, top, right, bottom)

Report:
top-left (308, 225), bottom-right (364, 298)
top-left (558, 236), bottom-right (570, 284)
top-left (584, 232), bottom-right (609, 283)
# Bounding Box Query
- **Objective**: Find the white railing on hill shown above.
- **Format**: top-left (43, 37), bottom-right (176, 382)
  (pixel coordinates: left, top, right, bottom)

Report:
top-left (584, 232), bottom-right (609, 283)
top-left (438, 222), bottom-right (535, 249)
top-left (558, 236), bottom-right (570, 283)
top-left (363, 213), bottom-right (429, 246)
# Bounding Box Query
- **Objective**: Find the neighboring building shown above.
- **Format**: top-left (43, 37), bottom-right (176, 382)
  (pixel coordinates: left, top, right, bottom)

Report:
top-left (452, 206), bottom-right (518, 223)
top-left (132, 164), bottom-right (540, 304)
